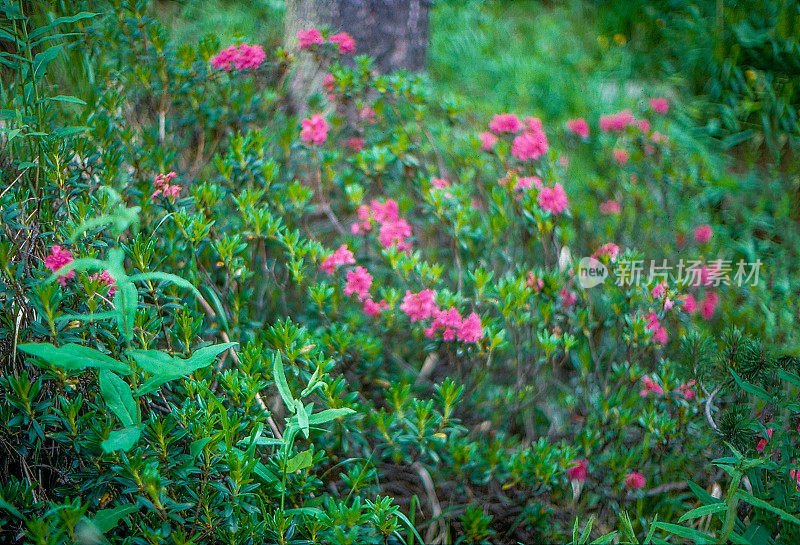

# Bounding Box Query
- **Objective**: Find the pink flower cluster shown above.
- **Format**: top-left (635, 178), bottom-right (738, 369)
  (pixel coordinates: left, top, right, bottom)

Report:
top-left (344, 266), bottom-right (372, 299)
top-left (89, 270), bottom-right (117, 296)
top-left (399, 290), bottom-right (483, 343)
top-left (640, 375), bottom-right (664, 397)
top-left (682, 291), bottom-right (718, 320)
top-left (152, 171), bottom-right (181, 200)
top-left (599, 200), bottom-right (621, 215)
top-left (297, 28), bottom-right (356, 54)
top-left (45, 245), bottom-right (75, 286)
top-left (479, 131), bottom-right (498, 151)
top-left (644, 311), bottom-right (668, 345)
top-left (210, 43), bottom-right (266, 71)
top-left (599, 109), bottom-right (635, 132)
top-left (612, 148), bottom-right (629, 165)
top-left (538, 183), bottom-right (569, 215)
top-left (351, 199), bottom-right (413, 252)
top-left (488, 113), bottom-right (522, 133)
top-left (694, 224), bottom-right (712, 243)
top-left (625, 471), bottom-right (646, 490)
top-left (321, 244), bottom-right (356, 275)
top-left (301, 114), bottom-right (329, 145)
top-left (566, 459), bottom-right (646, 491)
top-left (592, 242), bottom-right (619, 263)
top-left (484, 113), bottom-right (549, 161)
top-left (650, 97), bottom-right (669, 114)
top-left (566, 118), bottom-right (589, 139)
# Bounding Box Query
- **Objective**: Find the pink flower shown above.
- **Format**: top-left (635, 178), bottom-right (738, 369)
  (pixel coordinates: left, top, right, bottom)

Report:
top-left (300, 114), bottom-right (328, 145)
top-left (320, 244), bottom-right (355, 275)
top-left (351, 205), bottom-right (372, 235)
top-left (360, 105), bottom-right (377, 124)
top-left (515, 176), bottom-right (542, 191)
top-left (323, 73), bottom-right (336, 93)
top-left (612, 148), bottom-right (629, 165)
top-left (431, 177), bottom-right (450, 189)
top-left (425, 307), bottom-right (463, 341)
top-left (789, 468), bottom-right (800, 491)
top-left (599, 109), bottom-right (634, 132)
top-left (558, 155), bottom-right (570, 168)
top-left (566, 118), bottom-right (589, 139)
top-left (636, 118), bottom-right (651, 134)
top-left (344, 266), bottom-right (372, 300)
top-left (592, 242), bottom-right (620, 263)
top-left (650, 97), bottom-right (669, 115)
top-left (234, 44), bottom-right (266, 70)
top-left (210, 45), bottom-right (239, 71)
top-left (328, 31), bottom-right (355, 54)
top-left (599, 200), bottom-right (621, 215)
top-left (694, 224), bottom-right (712, 244)
top-left (640, 375), bottom-right (664, 397)
top-left (344, 137), bottom-right (365, 152)
top-left (44, 245), bottom-right (75, 286)
top-left (560, 288), bottom-right (577, 307)
top-left (651, 131), bottom-right (667, 143)
top-left (538, 183), bottom-right (569, 215)
top-left (370, 199), bottom-right (399, 223)
top-left (651, 283), bottom-right (666, 299)
top-left (479, 131), bottom-right (498, 151)
top-left (567, 459), bottom-right (588, 482)
top-left (400, 289), bottom-right (438, 322)
top-left (652, 326), bottom-right (668, 344)
top-left (756, 429), bottom-right (773, 454)
top-left (700, 291), bottom-right (718, 320)
top-left (663, 297), bottom-right (674, 311)
top-left (682, 294), bottom-right (697, 313)
top-left (297, 28), bottom-right (324, 49)
top-left (677, 380), bottom-right (696, 400)
top-left (489, 113), bottom-right (521, 134)
top-left (152, 171), bottom-right (181, 200)
top-left (457, 312), bottom-right (484, 343)
top-left (378, 219), bottom-right (412, 251)
top-left (625, 472), bottom-right (646, 490)
top-left (89, 270), bottom-right (117, 296)
top-left (363, 298), bottom-right (389, 316)
top-left (511, 129), bottom-right (549, 161)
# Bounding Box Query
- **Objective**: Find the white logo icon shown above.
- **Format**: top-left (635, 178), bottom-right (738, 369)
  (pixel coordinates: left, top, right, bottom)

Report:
top-left (577, 257), bottom-right (608, 289)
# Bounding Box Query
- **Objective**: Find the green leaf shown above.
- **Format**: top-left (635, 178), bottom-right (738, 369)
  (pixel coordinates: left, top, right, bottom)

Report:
top-left (18, 343), bottom-right (130, 374)
top-left (32, 45), bottom-right (62, 81)
top-left (99, 370), bottom-right (138, 428)
top-left (307, 408), bottom-right (355, 425)
top-left (254, 462), bottom-right (278, 483)
top-left (730, 370), bottom-right (772, 401)
top-left (652, 522), bottom-right (715, 543)
top-left (778, 368), bottom-right (800, 388)
top-left (129, 343), bottom-right (236, 376)
top-left (39, 95), bottom-right (86, 105)
top-left (101, 426), bottom-right (142, 452)
top-left (28, 12), bottom-right (97, 40)
top-left (0, 495), bottom-right (23, 519)
top-left (190, 437), bottom-right (213, 458)
top-left (92, 504), bottom-right (138, 533)
top-left (579, 514), bottom-right (594, 544)
top-left (285, 450), bottom-right (313, 473)
top-left (737, 490), bottom-right (800, 526)
top-left (272, 355), bottom-right (295, 411)
top-left (678, 502), bottom-right (726, 522)
top-left (295, 400), bottom-right (309, 438)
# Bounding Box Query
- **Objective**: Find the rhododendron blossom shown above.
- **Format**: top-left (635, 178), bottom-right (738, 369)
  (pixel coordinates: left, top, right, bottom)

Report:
top-left (297, 28), bottom-right (324, 49)
top-left (599, 109), bottom-right (634, 132)
top-left (756, 429), bottom-right (773, 454)
top-left (378, 218), bottom-right (412, 251)
top-left (431, 177), bottom-right (449, 189)
top-left (515, 176), bottom-right (542, 191)
top-left (599, 200), bottom-right (621, 215)
top-left (538, 183), bottom-right (569, 215)
top-left (323, 73), bottom-right (336, 93)
top-left (636, 118), bottom-right (651, 134)
top-left (566, 118), bottom-right (589, 139)
top-left (511, 126), bottom-right (549, 161)
top-left (479, 131), bottom-right (498, 151)
top-left (625, 472), bottom-right (646, 490)
top-left (700, 291), bottom-right (718, 320)
top-left (592, 242), bottom-right (619, 262)
top-left (425, 307), bottom-right (463, 341)
top-left (45, 245), bottom-right (75, 286)
top-left (89, 270), bottom-right (117, 296)
top-left (677, 380), bottom-right (696, 400)
top-left (328, 32), bottom-right (355, 54)
top-left (488, 113), bottom-right (521, 134)
top-left (152, 171), bottom-right (181, 200)
top-left (612, 148), bottom-right (629, 165)
top-left (400, 290), bottom-right (438, 322)
top-left (694, 224), bottom-right (712, 243)
top-left (567, 459), bottom-right (588, 481)
top-left (651, 282), bottom-right (666, 299)
top-left (682, 293), bottom-right (697, 313)
top-left (640, 375), bottom-right (664, 397)
top-left (457, 312), bottom-right (483, 343)
top-left (560, 288), bottom-right (577, 307)
top-left (344, 266), bottom-right (372, 300)
top-left (320, 244), bottom-right (355, 275)
top-left (210, 43), bottom-right (265, 71)
top-left (650, 97), bottom-right (669, 114)
top-left (363, 298), bottom-right (389, 316)
top-left (300, 114), bottom-right (328, 145)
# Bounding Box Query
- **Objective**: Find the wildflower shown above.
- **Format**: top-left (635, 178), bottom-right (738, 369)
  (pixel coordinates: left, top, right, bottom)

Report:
top-left (431, 177), bottom-right (450, 189)
top-left (558, 155), bottom-right (570, 168)
top-left (640, 375), bottom-right (664, 397)
top-left (526, 272), bottom-right (545, 292)
top-left (234, 44), bottom-right (266, 70)
top-left (511, 128), bottom-right (548, 161)
top-left (351, 205), bottom-right (372, 234)
top-left (636, 118), bottom-right (651, 134)
top-left (677, 379), bottom-right (696, 400)
top-left (625, 472), bottom-right (646, 490)
top-left (152, 172), bottom-right (181, 200)
top-left (612, 148), bottom-right (629, 165)
top-left (599, 109), bottom-right (634, 132)
top-left (378, 218), bottom-right (412, 251)
top-left (663, 297), bottom-right (674, 311)
top-left (682, 293), bottom-right (697, 313)
top-left (538, 183), bottom-right (569, 215)
top-left (694, 224), bottom-right (712, 244)
top-left (567, 459), bottom-right (588, 482)
top-left (297, 28), bottom-right (324, 49)
top-left (479, 131), bottom-right (498, 151)
top-left (323, 73), bottom-right (336, 93)
top-left (599, 200), bottom-right (621, 215)
top-left (89, 270), bottom-right (117, 296)
top-left (344, 266), bottom-right (372, 300)
top-left (370, 199), bottom-right (399, 223)
top-left (489, 113), bottom-right (521, 134)
top-left (515, 176), bottom-right (542, 191)
top-left (700, 291), bottom-right (718, 320)
top-left (560, 288), bottom-right (577, 307)
top-left (300, 114), bottom-right (328, 145)
top-left (363, 298), bottom-right (389, 316)
top-left (344, 137), bottom-right (365, 152)
top-left (652, 326), bottom-right (668, 344)
top-left (457, 312), bottom-right (483, 343)
top-left (651, 131), bottom-right (667, 143)
top-left (45, 245), bottom-right (75, 286)
top-left (425, 307), bottom-right (463, 341)
top-left (592, 242), bottom-right (619, 263)
top-left (651, 282), bottom-right (666, 299)
top-left (328, 31), bottom-right (355, 54)
top-left (360, 105), bottom-right (377, 124)
top-left (320, 244), bottom-right (355, 275)
top-left (210, 45), bottom-right (239, 71)
top-left (650, 97), bottom-right (669, 114)
top-left (756, 428), bottom-right (773, 454)
top-left (566, 118), bottom-right (589, 139)
top-left (400, 289), bottom-right (438, 322)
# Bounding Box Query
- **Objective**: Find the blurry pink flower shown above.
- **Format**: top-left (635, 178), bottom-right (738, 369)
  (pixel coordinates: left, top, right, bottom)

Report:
top-left (323, 73), bottom-right (336, 93)
top-left (700, 291), bottom-right (718, 320)
top-left (328, 31), bottom-right (355, 54)
top-left (558, 155), bottom-right (570, 168)
top-left (567, 459), bottom-right (588, 481)
top-left (457, 312), bottom-right (483, 343)
top-left (640, 375), bottom-right (664, 397)
top-left (651, 131), bottom-right (667, 143)
top-left (599, 200), bottom-right (621, 215)
top-left (651, 283), bottom-right (666, 299)
top-left (297, 28), bottom-right (324, 49)
top-left (625, 472), bottom-right (646, 490)
top-left (300, 114), bottom-right (328, 145)
top-left (363, 298), bottom-right (389, 316)
top-left (560, 288), bottom-right (577, 307)
top-left (210, 45), bottom-right (239, 71)
top-left (44, 245), bottom-right (75, 286)
top-left (425, 307), bottom-right (463, 341)
top-left (663, 297), bottom-right (674, 310)
top-left (400, 289), bottom-right (438, 322)
top-left (677, 379), bottom-right (696, 400)
top-left (511, 129), bottom-right (549, 161)
top-left (653, 326), bottom-right (668, 344)
top-left (694, 224), bottom-right (712, 244)
top-left (89, 270), bottom-right (117, 296)
top-left (612, 148), bottom-right (629, 165)
top-left (351, 205), bottom-right (372, 234)
top-left (378, 219), bottom-right (412, 251)
top-left (431, 177), bottom-right (450, 189)
top-left (320, 244), bottom-right (356, 275)
top-left (599, 109), bottom-right (634, 132)
top-left (515, 176), bottom-right (542, 191)
top-left (650, 97), bottom-right (669, 114)
top-left (592, 242), bottom-right (620, 263)
top-left (756, 429), bottom-right (773, 454)
top-left (344, 137), bottom-right (365, 152)
top-left (489, 113), bottom-right (521, 134)
top-left (152, 171), bottom-right (181, 200)
top-left (360, 105), bottom-right (377, 124)
top-left (682, 293), bottom-right (697, 313)
top-left (538, 183), bottom-right (569, 215)
top-left (234, 44), bottom-right (266, 70)
top-left (371, 199), bottom-right (399, 223)
top-left (344, 266), bottom-right (372, 300)
top-left (566, 118), bottom-right (589, 139)
top-left (479, 131), bottom-right (498, 151)
top-left (636, 118), bottom-right (651, 134)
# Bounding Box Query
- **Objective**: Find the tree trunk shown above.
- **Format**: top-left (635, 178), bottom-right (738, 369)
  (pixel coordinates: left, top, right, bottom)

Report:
top-left (285, 0), bottom-right (430, 112)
